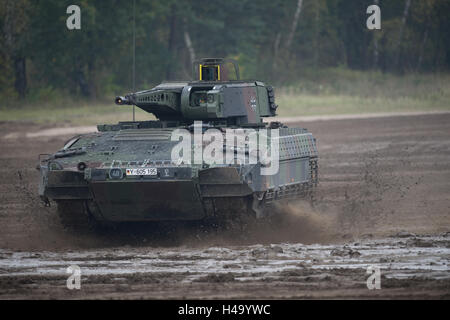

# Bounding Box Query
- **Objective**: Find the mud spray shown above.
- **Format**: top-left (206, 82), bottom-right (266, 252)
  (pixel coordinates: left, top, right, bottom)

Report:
top-left (166, 199), bottom-right (341, 247)
top-left (243, 200), bottom-right (339, 245)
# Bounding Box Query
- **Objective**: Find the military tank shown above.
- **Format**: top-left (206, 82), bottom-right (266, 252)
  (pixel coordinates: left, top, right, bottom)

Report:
top-left (38, 58), bottom-right (318, 230)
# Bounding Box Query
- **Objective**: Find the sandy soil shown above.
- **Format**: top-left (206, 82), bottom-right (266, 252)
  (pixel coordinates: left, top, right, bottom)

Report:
top-left (0, 113), bottom-right (449, 299)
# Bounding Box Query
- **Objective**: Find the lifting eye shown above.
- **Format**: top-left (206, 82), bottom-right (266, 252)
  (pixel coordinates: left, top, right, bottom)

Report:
top-left (77, 162), bottom-right (87, 171)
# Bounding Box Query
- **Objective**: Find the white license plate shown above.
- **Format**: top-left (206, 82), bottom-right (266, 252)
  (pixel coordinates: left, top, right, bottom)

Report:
top-left (126, 168), bottom-right (157, 176)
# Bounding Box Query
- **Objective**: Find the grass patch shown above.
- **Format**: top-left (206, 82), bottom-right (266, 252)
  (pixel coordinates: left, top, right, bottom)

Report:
top-left (0, 103), bottom-right (154, 125)
top-left (0, 69), bottom-right (449, 125)
top-left (276, 69), bottom-right (450, 117)
top-left (276, 94), bottom-right (450, 117)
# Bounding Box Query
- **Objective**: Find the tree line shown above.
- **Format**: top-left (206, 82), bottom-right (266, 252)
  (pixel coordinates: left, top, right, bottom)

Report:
top-left (1, 0), bottom-right (449, 100)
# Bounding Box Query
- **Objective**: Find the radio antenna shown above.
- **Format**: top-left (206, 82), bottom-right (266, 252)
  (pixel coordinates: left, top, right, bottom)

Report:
top-left (132, 0), bottom-right (136, 122)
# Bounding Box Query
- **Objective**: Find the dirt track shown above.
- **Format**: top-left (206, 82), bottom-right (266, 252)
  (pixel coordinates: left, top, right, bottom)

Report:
top-left (0, 113), bottom-right (449, 299)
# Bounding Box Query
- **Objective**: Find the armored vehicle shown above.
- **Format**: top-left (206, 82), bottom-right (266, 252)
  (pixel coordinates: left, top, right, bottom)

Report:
top-left (38, 58), bottom-right (318, 229)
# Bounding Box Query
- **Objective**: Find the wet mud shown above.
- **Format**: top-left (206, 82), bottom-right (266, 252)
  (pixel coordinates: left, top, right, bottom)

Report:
top-left (0, 114), bottom-right (449, 299)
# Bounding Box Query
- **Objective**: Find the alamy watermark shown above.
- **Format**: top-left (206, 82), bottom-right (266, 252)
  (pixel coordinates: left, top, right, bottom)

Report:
top-left (366, 266), bottom-right (381, 290)
top-left (66, 5), bottom-right (81, 30)
top-left (66, 265), bottom-right (81, 290)
top-left (366, 4), bottom-right (381, 30)
top-left (67, 4), bottom-right (379, 32)
top-left (170, 122), bottom-right (280, 176)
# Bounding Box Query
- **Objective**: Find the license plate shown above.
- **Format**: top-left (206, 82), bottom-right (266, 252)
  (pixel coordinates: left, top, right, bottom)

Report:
top-left (126, 168), bottom-right (157, 176)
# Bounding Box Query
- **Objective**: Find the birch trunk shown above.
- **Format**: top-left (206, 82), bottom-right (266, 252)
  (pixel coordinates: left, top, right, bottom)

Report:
top-left (285, 0), bottom-right (303, 49)
top-left (272, 32), bottom-right (281, 74)
top-left (394, 0), bottom-right (412, 69)
top-left (184, 30), bottom-right (196, 66)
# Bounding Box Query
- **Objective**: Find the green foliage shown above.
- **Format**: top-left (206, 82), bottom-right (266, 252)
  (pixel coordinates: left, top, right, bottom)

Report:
top-left (1, 71), bottom-right (448, 125)
top-left (0, 0), bottom-right (449, 104)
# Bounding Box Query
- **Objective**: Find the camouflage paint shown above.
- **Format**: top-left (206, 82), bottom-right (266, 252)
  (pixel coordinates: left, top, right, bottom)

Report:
top-left (39, 58), bottom-right (318, 222)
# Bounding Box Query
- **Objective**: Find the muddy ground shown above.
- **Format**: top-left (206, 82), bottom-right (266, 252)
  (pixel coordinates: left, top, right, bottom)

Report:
top-left (0, 113), bottom-right (449, 299)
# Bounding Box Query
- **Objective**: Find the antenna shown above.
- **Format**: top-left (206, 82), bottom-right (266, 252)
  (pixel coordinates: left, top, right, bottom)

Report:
top-left (132, 0), bottom-right (136, 122)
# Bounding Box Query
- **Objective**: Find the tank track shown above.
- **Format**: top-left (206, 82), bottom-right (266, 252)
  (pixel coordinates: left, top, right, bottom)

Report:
top-left (56, 157), bottom-right (317, 229)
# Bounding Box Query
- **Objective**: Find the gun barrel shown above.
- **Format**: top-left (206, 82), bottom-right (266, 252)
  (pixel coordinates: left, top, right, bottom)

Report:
top-left (115, 96), bottom-right (132, 105)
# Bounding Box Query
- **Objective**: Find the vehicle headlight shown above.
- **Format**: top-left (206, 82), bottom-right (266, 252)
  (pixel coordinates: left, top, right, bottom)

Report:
top-left (48, 161), bottom-right (63, 170)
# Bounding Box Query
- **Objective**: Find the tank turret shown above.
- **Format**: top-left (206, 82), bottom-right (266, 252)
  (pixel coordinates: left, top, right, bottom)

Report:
top-left (115, 58), bottom-right (278, 125)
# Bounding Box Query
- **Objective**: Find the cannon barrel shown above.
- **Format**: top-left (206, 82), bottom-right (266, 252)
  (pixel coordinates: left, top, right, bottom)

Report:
top-left (115, 96), bottom-right (133, 105)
